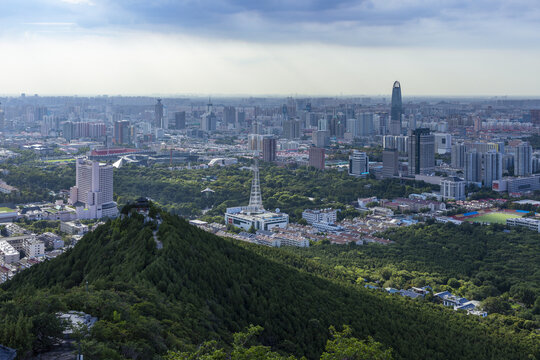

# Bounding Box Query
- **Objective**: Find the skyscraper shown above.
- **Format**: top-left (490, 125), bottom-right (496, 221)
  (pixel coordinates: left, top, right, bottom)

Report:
top-left (262, 137), bottom-right (277, 162)
top-left (154, 99), bottom-right (164, 128)
top-left (358, 112), bottom-right (374, 136)
top-left (465, 150), bottom-right (482, 183)
top-left (174, 111), bottom-right (186, 130)
top-left (407, 128), bottom-right (435, 176)
top-left (330, 116), bottom-right (345, 138)
top-left (349, 151), bottom-right (369, 177)
top-left (69, 159), bottom-right (118, 219)
top-left (346, 118), bottom-right (360, 138)
top-left (0, 102), bottom-right (4, 131)
top-left (223, 106), bottom-right (236, 125)
top-left (113, 120), bottom-right (131, 145)
top-left (390, 81), bottom-right (403, 135)
top-left (515, 142), bottom-right (532, 176)
top-left (451, 143), bottom-right (467, 169)
top-left (201, 112), bottom-right (217, 132)
top-left (248, 134), bottom-right (263, 151)
top-left (283, 120), bottom-right (301, 139)
top-left (312, 130), bottom-right (330, 148)
top-left (483, 151), bottom-right (503, 188)
top-left (530, 110), bottom-right (540, 126)
top-left (236, 110), bottom-right (246, 126)
top-left (382, 149), bottom-right (399, 178)
top-left (309, 147), bottom-right (325, 170)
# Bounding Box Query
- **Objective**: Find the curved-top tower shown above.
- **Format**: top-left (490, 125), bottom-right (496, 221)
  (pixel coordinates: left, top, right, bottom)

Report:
top-left (390, 81), bottom-right (402, 135)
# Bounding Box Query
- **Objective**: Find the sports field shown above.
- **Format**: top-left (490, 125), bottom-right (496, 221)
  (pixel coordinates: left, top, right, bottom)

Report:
top-left (464, 212), bottom-right (523, 224)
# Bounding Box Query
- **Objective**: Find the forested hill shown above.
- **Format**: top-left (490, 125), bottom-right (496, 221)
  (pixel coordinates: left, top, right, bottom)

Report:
top-left (1, 211), bottom-right (538, 359)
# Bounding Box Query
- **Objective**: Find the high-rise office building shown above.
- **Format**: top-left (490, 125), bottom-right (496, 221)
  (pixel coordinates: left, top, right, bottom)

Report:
top-left (248, 134), bottom-right (264, 151)
top-left (348, 151), bottom-right (369, 177)
top-left (0, 102), bottom-right (4, 131)
top-left (309, 147), bottom-right (325, 170)
top-left (201, 112), bottom-right (217, 132)
top-left (346, 118), bottom-right (360, 138)
top-left (262, 137), bottom-right (277, 162)
top-left (382, 150), bottom-right (399, 179)
top-left (465, 150), bottom-right (482, 183)
top-left (174, 111), bottom-right (186, 129)
top-left (434, 133), bottom-right (452, 154)
top-left (236, 110), bottom-right (246, 126)
top-left (515, 142), bottom-right (532, 176)
top-left (451, 143), bottom-right (467, 169)
top-left (377, 112), bottom-right (389, 135)
top-left (313, 130), bottom-right (330, 148)
top-left (483, 151), bottom-right (503, 188)
top-left (113, 120), bottom-right (131, 145)
top-left (34, 106), bottom-right (48, 122)
top-left (283, 120), bottom-right (301, 139)
top-left (63, 121), bottom-right (74, 142)
top-left (223, 106), bottom-right (236, 125)
top-left (407, 128), bottom-right (435, 176)
top-left (530, 110), bottom-right (540, 126)
top-left (154, 99), bottom-right (164, 128)
top-left (390, 81), bottom-right (403, 135)
top-left (358, 112), bottom-right (374, 136)
top-left (69, 159), bottom-right (118, 219)
top-left (317, 118), bottom-right (328, 131)
top-left (330, 116), bottom-right (345, 138)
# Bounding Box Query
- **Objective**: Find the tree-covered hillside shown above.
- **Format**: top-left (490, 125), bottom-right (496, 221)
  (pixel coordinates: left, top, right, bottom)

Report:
top-left (1, 211), bottom-right (538, 359)
top-left (272, 222), bottom-right (540, 322)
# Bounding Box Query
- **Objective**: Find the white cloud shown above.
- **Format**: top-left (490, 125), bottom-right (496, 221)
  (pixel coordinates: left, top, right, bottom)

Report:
top-left (0, 31), bottom-right (539, 96)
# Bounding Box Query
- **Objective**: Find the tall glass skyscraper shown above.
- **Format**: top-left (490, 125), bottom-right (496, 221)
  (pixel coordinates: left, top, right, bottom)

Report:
top-left (390, 81), bottom-right (403, 135)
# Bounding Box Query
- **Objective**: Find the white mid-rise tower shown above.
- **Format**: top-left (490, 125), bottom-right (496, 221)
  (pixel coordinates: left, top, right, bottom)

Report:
top-left (69, 159), bottom-right (118, 219)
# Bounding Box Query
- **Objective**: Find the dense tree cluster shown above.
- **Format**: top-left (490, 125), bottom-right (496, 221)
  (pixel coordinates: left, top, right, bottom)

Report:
top-left (273, 222), bottom-right (540, 321)
top-left (114, 163), bottom-right (438, 220)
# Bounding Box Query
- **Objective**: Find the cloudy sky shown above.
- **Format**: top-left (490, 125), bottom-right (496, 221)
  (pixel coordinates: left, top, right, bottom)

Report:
top-left (1, 0), bottom-right (539, 96)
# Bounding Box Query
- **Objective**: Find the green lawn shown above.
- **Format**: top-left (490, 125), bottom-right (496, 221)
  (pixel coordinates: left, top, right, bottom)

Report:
top-left (464, 212), bottom-right (522, 224)
top-left (0, 207), bottom-right (16, 213)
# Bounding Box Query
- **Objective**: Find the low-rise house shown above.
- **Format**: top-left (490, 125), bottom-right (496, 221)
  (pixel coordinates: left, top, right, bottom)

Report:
top-left (0, 180), bottom-right (19, 194)
top-left (4, 223), bottom-right (29, 236)
top-left (399, 289), bottom-right (424, 299)
top-left (37, 232), bottom-right (64, 249)
top-left (302, 208), bottom-right (338, 225)
top-left (60, 221), bottom-right (89, 235)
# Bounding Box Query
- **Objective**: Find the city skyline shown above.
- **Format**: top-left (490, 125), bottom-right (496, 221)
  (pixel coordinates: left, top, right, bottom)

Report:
top-left (0, 1), bottom-right (540, 96)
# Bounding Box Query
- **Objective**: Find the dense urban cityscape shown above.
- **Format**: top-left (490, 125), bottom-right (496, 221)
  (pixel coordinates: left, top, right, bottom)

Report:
top-left (1, 0), bottom-right (540, 359)
top-left (0, 83), bottom-right (539, 358)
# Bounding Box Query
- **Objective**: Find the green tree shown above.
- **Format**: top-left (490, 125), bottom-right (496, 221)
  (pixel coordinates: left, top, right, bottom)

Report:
top-left (321, 326), bottom-right (392, 360)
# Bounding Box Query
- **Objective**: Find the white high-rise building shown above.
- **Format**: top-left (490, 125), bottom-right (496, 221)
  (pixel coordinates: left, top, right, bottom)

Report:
top-left (348, 151), bottom-right (369, 177)
top-left (69, 159), bottom-right (118, 219)
top-left (434, 133), bottom-right (452, 154)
